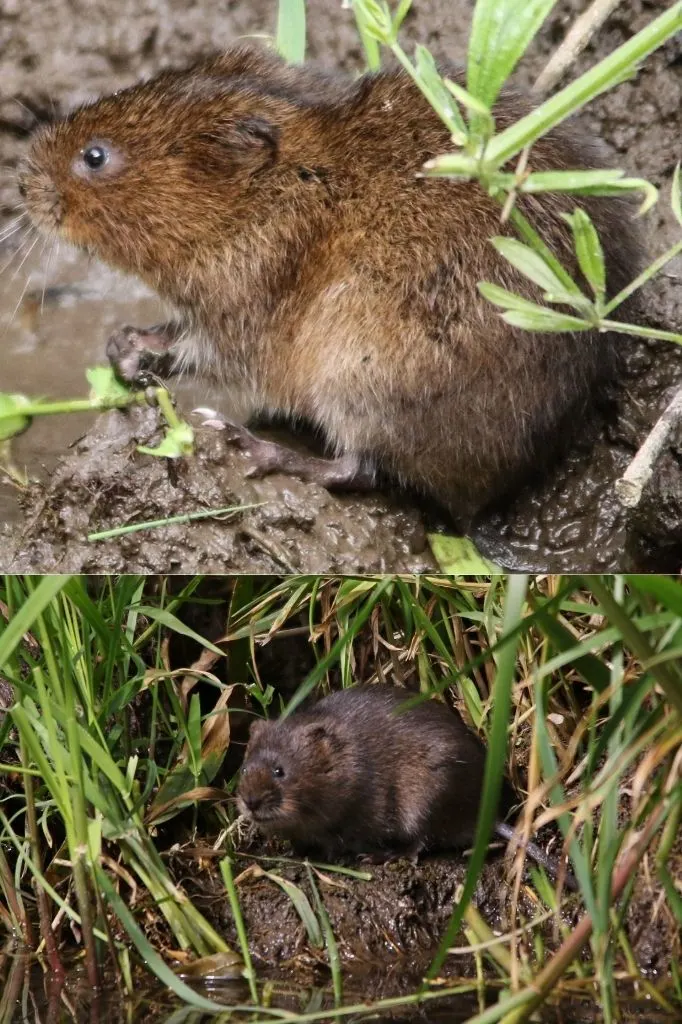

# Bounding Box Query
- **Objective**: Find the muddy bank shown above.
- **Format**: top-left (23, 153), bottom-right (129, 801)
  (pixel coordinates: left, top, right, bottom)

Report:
top-left (1, 405), bottom-right (434, 572)
top-left (169, 830), bottom-right (680, 985)
top-left (1, 0), bottom-right (681, 571)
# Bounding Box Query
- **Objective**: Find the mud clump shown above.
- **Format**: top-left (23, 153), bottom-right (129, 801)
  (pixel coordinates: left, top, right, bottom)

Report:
top-left (2, 405), bottom-right (434, 573)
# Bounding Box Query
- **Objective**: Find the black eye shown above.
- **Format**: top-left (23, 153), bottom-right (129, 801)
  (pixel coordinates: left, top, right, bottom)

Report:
top-left (271, 766), bottom-right (284, 779)
top-left (82, 145), bottom-right (108, 170)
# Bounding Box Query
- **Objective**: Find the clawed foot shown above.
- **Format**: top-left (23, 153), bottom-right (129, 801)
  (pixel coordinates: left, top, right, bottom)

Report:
top-left (210, 418), bottom-right (376, 492)
top-left (106, 324), bottom-right (178, 387)
top-left (359, 847), bottom-right (421, 866)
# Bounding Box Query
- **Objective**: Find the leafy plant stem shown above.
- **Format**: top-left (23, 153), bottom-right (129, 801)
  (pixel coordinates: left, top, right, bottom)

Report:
top-left (483, 3), bottom-right (682, 168)
top-left (586, 578), bottom-right (682, 715)
top-left (501, 796), bottom-right (672, 1024)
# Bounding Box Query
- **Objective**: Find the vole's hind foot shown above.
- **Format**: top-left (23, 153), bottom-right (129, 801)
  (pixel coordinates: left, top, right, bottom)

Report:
top-left (359, 843), bottom-right (422, 866)
top-left (221, 425), bottom-right (376, 492)
top-left (106, 323), bottom-right (181, 386)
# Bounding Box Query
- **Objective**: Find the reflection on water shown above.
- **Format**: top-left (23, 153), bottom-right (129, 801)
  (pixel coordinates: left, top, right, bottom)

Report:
top-left (2, 948), bottom-right (677, 1024)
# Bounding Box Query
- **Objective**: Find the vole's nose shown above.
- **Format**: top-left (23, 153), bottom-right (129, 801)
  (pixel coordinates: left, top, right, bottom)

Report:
top-left (241, 793), bottom-right (263, 813)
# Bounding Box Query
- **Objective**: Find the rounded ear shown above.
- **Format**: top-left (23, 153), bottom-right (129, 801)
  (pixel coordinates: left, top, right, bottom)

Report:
top-left (302, 721), bottom-right (344, 755)
top-left (246, 717), bottom-right (269, 743)
top-left (200, 116), bottom-right (279, 172)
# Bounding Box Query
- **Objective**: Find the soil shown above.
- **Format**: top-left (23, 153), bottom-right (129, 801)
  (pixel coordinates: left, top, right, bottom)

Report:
top-left (1, 0), bottom-right (681, 570)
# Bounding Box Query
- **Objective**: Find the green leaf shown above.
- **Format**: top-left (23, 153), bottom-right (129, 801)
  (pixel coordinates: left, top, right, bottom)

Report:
top-left (134, 606), bottom-right (226, 655)
top-left (563, 209), bottom-right (606, 300)
top-left (262, 870), bottom-right (323, 947)
top-left (86, 365), bottom-right (131, 403)
top-left (276, 0), bottom-right (306, 64)
top-left (0, 576), bottom-right (71, 666)
top-left (443, 77), bottom-right (493, 144)
top-left (0, 392), bottom-right (32, 440)
top-left (491, 236), bottom-right (571, 295)
top-left (137, 421), bottom-right (194, 458)
top-left (467, 0), bottom-right (558, 106)
top-left (96, 866), bottom-right (238, 1012)
top-left (422, 151), bottom-right (479, 178)
top-left (478, 283), bottom-right (591, 330)
top-left (515, 169), bottom-right (657, 214)
top-left (428, 534), bottom-right (501, 574)
top-left (478, 281), bottom-right (549, 312)
top-left (350, 0), bottom-right (392, 43)
top-left (427, 575), bottom-right (529, 980)
top-left (482, 4), bottom-right (682, 171)
top-left (501, 308), bottom-right (591, 332)
top-left (518, 169), bottom-right (626, 192)
top-left (415, 47), bottom-right (467, 141)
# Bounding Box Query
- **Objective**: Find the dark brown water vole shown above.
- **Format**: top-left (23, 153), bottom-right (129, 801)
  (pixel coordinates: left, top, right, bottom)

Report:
top-left (236, 685), bottom-right (573, 884)
top-left (18, 44), bottom-right (643, 524)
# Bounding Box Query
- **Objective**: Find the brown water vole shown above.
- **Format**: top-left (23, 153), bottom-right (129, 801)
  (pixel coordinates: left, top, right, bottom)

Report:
top-left (18, 45), bottom-right (643, 523)
top-left (237, 685), bottom-right (573, 884)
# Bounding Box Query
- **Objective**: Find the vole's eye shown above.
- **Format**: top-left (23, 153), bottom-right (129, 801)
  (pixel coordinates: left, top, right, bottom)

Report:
top-left (82, 145), bottom-right (109, 170)
top-left (72, 140), bottom-right (124, 180)
top-left (271, 765), bottom-right (284, 779)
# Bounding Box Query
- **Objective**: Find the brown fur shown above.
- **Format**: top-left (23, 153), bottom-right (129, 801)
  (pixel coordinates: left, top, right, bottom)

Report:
top-left (236, 685), bottom-right (515, 860)
top-left (19, 45), bottom-right (644, 520)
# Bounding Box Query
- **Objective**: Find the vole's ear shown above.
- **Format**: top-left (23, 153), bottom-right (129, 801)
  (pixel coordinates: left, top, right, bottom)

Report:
top-left (247, 717), bottom-right (269, 743)
top-left (203, 116), bottom-right (279, 172)
top-left (302, 722), bottom-right (344, 756)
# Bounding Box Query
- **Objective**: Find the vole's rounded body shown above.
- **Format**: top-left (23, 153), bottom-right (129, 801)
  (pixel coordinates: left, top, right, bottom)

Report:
top-left (236, 685), bottom-right (515, 860)
top-left (20, 46), bottom-right (642, 521)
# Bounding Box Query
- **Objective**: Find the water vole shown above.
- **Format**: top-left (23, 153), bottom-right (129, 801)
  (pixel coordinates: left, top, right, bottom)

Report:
top-left (18, 44), bottom-right (643, 523)
top-left (236, 685), bottom-right (573, 884)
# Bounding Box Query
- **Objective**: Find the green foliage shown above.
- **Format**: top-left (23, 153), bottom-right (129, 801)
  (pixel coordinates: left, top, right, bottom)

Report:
top-left (1, 573), bottom-right (681, 1018)
top-left (1, 572), bottom-right (680, 1020)
top-left (351, 0), bottom-right (682, 350)
top-left (276, 0), bottom-right (306, 64)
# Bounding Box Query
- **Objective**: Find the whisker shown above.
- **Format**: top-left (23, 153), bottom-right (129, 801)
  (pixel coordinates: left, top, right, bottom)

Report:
top-left (7, 253), bottom-right (39, 329)
top-left (0, 227), bottom-right (35, 278)
top-left (41, 232), bottom-right (58, 317)
top-left (9, 96), bottom-right (37, 120)
top-left (0, 212), bottom-right (29, 243)
top-left (8, 228), bottom-right (40, 284)
top-left (0, 227), bottom-right (38, 284)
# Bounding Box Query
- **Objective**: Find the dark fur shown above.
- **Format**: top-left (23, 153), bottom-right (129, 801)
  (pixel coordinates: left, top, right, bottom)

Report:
top-left (236, 685), bottom-right (516, 860)
top-left (20, 45), bottom-right (644, 520)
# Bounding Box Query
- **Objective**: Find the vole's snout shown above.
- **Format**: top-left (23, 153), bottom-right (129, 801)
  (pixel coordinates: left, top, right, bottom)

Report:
top-left (18, 161), bottom-right (63, 232)
top-left (240, 792), bottom-right (264, 814)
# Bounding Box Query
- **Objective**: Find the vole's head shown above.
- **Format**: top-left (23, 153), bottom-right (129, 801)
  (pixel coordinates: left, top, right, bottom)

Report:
top-left (18, 46), bottom-right (330, 295)
top-left (236, 714), bottom-right (345, 836)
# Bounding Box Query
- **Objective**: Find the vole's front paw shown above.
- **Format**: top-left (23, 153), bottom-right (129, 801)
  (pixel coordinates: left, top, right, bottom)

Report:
top-left (106, 324), bottom-right (176, 387)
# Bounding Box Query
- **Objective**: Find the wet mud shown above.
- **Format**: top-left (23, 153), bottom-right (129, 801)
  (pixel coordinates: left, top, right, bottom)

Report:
top-left (1, 0), bottom-right (681, 570)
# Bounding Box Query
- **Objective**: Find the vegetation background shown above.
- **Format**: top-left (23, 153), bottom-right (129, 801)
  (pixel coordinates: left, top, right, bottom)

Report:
top-left (1, 572), bottom-right (681, 1024)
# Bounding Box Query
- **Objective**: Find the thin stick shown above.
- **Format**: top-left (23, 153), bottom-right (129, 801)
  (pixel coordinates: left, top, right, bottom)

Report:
top-left (615, 384), bottom-right (682, 508)
top-left (533, 0), bottom-right (625, 95)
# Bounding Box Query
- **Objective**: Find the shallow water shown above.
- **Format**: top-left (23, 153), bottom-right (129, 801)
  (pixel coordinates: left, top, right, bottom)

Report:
top-left (3, 956), bottom-right (677, 1024)
top-left (0, 241), bottom-right (224, 526)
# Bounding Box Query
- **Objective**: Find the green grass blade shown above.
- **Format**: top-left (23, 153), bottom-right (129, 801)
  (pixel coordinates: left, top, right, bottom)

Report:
top-left (276, 0), bottom-right (306, 64)
top-left (426, 574), bottom-right (528, 981)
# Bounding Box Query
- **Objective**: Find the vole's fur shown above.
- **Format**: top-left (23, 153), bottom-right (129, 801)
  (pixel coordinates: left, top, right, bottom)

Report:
top-left (19, 45), bottom-right (643, 522)
top-left (237, 685), bottom-right (572, 886)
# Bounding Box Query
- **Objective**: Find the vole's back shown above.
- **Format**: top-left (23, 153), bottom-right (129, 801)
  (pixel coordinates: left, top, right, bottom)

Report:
top-left (288, 687), bottom-right (508, 854)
